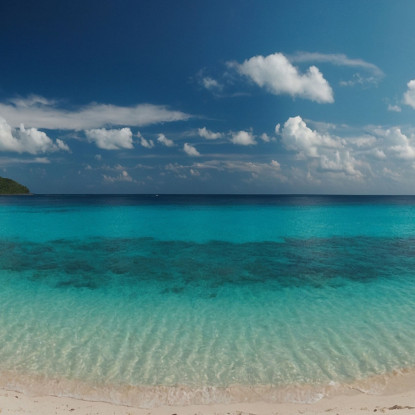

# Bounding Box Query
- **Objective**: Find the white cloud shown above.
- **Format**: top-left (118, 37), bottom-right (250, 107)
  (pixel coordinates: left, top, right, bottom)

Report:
top-left (279, 116), bottom-right (415, 186)
top-left (234, 52), bottom-right (334, 103)
top-left (56, 139), bottom-right (70, 152)
top-left (281, 116), bottom-right (341, 158)
top-left (0, 118), bottom-right (21, 152)
top-left (388, 104), bottom-right (402, 112)
top-left (140, 137), bottom-right (154, 149)
top-left (231, 130), bottom-right (256, 146)
top-left (290, 52), bottom-right (384, 85)
top-left (339, 73), bottom-right (375, 87)
top-left (133, 163), bottom-right (154, 170)
top-left (260, 133), bottom-right (270, 142)
top-left (103, 170), bottom-right (133, 183)
top-left (140, 137), bottom-right (154, 148)
top-left (162, 159), bottom-right (286, 183)
top-left (32, 157), bottom-right (51, 164)
top-left (192, 159), bottom-right (286, 181)
top-left (0, 156), bottom-right (50, 166)
top-left (165, 162), bottom-right (187, 179)
top-left (281, 116), bottom-right (361, 178)
top-left (157, 133), bottom-right (175, 147)
top-left (0, 97), bottom-right (191, 130)
top-left (275, 123), bottom-right (281, 135)
top-left (382, 167), bottom-right (401, 181)
top-left (317, 151), bottom-right (361, 176)
top-left (9, 95), bottom-right (57, 108)
top-left (137, 131), bottom-right (154, 148)
top-left (201, 77), bottom-right (223, 91)
top-left (290, 52), bottom-right (382, 73)
top-left (290, 52), bottom-right (383, 87)
top-left (403, 80), bottom-right (415, 109)
top-left (372, 126), bottom-right (415, 160)
top-left (271, 160), bottom-right (281, 169)
top-left (0, 117), bottom-right (70, 154)
top-left (85, 128), bottom-right (133, 150)
top-left (165, 163), bottom-right (182, 173)
top-left (370, 148), bottom-right (387, 160)
top-left (183, 143), bottom-right (200, 157)
top-left (198, 127), bottom-right (223, 140)
top-left (113, 164), bottom-right (126, 171)
top-left (18, 125), bottom-right (56, 154)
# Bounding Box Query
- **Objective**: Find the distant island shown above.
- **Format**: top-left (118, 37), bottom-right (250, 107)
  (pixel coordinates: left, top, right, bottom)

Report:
top-left (0, 177), bottom-right (30, 195)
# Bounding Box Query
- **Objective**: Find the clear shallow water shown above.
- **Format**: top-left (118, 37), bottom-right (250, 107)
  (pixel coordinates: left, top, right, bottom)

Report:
top-left (1, 195), bottom-right (415, 406)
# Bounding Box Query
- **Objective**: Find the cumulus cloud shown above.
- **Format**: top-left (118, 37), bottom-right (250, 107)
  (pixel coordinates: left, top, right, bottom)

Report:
top-left (0, 96), bottom-right (191, 130)
top-left (85, 128), bottom-right (133, 150)
top-left (371, 126), bottom-right (415, 160)
top-left (279, 116), bottom-right (415, 185)
top-left (404, 80), bottom-right (415, 109)
top-left (157, 133), bottom-right (175, 147)
top-left (140, 137), bottom-right (154, 148)
top-left (183, 143), bottom-right (200, 157)
top-left (233, 52), bottom-right (334, 103)
top-left (275, 123), bottom-right (281, 134)
top-left (231, 130), bottom-right (256, 146)
top-left (56, 139), bottom-right (70, 152)
top-left (281, 116), bottom-right (361, 178)
top-left (281, 116), bottom-right (341, 158)
top-left (198, 127), bottom-right (223, 140)
top-left (203, 51), bottom-right (379, 101)
top-left (137, 132), bottom-right (154, 149)
top-left (0, 117), bottom-right (70, 154)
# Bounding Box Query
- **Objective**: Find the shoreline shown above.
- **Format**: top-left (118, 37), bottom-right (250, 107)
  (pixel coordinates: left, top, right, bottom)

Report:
top-left (1, 386), bottom-right (415, 415)
top-left (1, 369), bottom-right (415, 414)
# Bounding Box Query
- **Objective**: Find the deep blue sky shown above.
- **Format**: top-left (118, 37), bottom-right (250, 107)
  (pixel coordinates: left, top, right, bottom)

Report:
top-left (1, 0), bottom-right (415, 193)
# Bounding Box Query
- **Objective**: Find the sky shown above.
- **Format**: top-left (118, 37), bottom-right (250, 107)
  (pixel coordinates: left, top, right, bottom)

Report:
top-left (1, 0), bottom-right (415, 194)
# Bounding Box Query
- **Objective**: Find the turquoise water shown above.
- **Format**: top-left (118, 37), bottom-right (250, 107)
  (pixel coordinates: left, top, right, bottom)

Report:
top-left (1, 195), bottom-right (415, 406)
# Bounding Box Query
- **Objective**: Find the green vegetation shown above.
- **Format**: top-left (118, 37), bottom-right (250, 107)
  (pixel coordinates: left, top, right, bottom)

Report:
top-left (0, 177), bottom-right (30, 195)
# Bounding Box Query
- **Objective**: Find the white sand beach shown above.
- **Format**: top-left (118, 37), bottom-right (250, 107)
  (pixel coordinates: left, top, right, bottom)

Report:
top-left (1, 387), bottom-right (415, 415)
top-left (1, 371), bottom-right (415, 415)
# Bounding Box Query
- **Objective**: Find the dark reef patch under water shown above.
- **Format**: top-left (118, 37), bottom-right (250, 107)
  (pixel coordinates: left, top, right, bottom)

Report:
top-left (1, 236), bottom-right (414, 295)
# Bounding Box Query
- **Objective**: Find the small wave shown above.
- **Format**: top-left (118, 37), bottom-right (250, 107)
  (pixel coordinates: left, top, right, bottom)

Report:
top-left (348, 367), bottom-right (415, 395)
top-left (1, 369), bottom-right (411, 408)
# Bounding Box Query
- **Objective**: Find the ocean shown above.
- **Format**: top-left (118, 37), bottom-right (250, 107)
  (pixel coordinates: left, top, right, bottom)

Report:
top-left (0, 194), bottom-right (415, 407)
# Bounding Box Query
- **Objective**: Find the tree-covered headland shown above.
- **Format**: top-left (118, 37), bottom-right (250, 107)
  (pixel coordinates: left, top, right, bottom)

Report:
top-left (0, 177), bottom-right (30, 194)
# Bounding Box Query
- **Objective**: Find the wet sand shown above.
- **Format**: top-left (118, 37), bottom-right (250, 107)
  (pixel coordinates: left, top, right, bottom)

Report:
top-left (1, 381), bottom-right (415, 415)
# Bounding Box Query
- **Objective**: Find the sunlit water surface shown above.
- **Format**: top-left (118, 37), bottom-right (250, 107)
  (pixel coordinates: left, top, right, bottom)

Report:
top-left (1, 195), bottom-right (415, 406)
